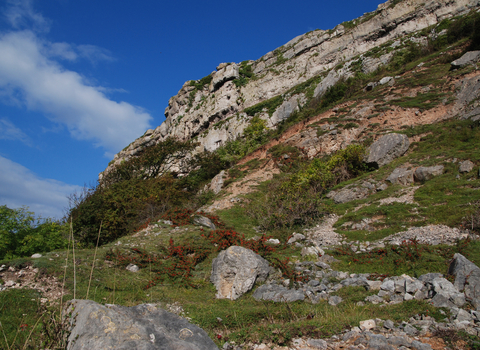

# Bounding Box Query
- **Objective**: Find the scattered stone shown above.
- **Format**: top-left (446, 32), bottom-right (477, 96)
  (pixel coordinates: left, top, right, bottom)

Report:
top-left (379, 76), bottom-right (394, 85)
top-left (459, 160), bottom-right (475, 173)
top-left (332, 186), bottom-right (369, 204)
top-left (267, 238), bottom-right (280, 245)
top-left (65, 299), bottom-right (218, 350)
top-left (126, 264), bottom-right (139, 273)
top-left (414, 165), bottom-right (444, 182)
top-left (211, 246), bottom-right (270, 300)
top-left (366, 133), bottom-right (410, 168)
top-left (31, 253), bottom-right (42, 258)
top-left (288, 233), bottom-right (306, 244)
top-left (193, 215), bottom-right (216, 230)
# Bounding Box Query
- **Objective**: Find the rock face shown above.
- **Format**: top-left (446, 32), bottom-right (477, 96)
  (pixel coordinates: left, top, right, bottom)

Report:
top-left (65, 299), bottom-right (218, 350)
top-left (448, 253), bottom-right (480, 310)
top-left (102, 0), bottom-right (479, 176)
top-left (210, 246), bottom-right (270, 300)
top-left (366, 133), bottom-right (410, 168)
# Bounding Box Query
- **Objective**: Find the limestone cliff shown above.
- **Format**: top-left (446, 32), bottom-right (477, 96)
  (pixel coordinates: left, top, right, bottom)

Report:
top-left (102, 0), bottom-right (480, 176)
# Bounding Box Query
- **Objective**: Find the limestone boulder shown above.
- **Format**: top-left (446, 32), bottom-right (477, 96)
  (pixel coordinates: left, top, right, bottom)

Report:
top-left (366, 133), bottom-right (410, 168)
top-left (387, 167), bottom-right (414, 185)
top-left (193, 215), bottom-right (216, 230)
top-left (65, 299), bottom-right (218, 350)
top-left (210, 246), bottom-right (270, 300)
top-left (459, 160), bottom-right (475, 173)
top-left (253, 284), bottom-right (305, 302)
top-left (414, 165), bottom-right (444, 182)
top-left (448, 253), bottom-right (480, 310)
top-left (451, 51), bottom-right (480, 70)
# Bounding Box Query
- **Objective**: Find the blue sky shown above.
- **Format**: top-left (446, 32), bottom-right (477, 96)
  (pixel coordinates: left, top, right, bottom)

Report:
top-left (0, 0), bottom-right (382, 219)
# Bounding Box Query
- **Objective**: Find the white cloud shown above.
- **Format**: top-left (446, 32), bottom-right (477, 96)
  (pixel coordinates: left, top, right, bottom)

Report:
top-left (0, 30), bottom-right (153, 154)
top-left (3, 0), bottom-right (50, 33)
top-left (0, 117), bottom-right (30, 144)
top-left (0, 0), bottom-right (152, 155)
top-left (0, 155), bottom-right (82, 219)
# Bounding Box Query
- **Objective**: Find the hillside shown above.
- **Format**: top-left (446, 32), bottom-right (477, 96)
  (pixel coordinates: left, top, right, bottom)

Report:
top-left (2, 0), bottom-right (480, 349)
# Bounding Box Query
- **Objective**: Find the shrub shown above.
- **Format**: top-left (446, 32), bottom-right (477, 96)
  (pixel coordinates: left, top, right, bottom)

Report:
top-left (0, 206), bottom-right (68, 259)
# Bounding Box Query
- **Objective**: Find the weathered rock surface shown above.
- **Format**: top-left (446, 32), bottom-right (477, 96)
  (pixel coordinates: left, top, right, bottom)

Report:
top-left (387, 167), bottom-right (414, 185)
top-left (448, 253), bottom-right (480, 310)
top-left (192, 215), bottom-right (216, 230)
top-left (210, 246), bottom-right (270, 300)
top-left (414, 165), bottom-right (444, 182)
top-left (253, 283), bottom-right (305, 302)
top-left (459, 159), bottom-right (475, 173)
top-left (206, 170), bottom-right (225, 194)
top-left (65, 299), bottom-right (218, 350)
top-left (366, 133), bottom-right (410, 168)
top-left (451, 50), bottom-right (480, 69)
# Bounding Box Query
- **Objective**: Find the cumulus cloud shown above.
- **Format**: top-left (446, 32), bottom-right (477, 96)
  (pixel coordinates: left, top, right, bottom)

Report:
top-left (0, 1), bottom-right (152, 154)
top-left (0, 155), bottom-right (82, 219)
top-left (0, 117), bottom-right (30, 144)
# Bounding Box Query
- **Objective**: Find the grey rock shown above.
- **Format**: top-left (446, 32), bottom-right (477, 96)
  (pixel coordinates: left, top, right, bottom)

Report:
top-left (287, 233), bottom-right (305, 244)
top-left (366, 134), bottom-right (410, 168)
top-left (456, 309), bottom-right (474, 323)
top-left (208, 170), bottom-right (225, 194)
top-left (212, 64), bottom-right (239, 91)
top-left (380, 280), bottom-right (395, 292)
top-left (403, 324), bottom-right (418, 336)
top-left (379, 76), bottom-right (394, 85)
top-left (253, 284), bottom-right (305, 302)
top-left (306, 338), bottom-right (328, 350)
top-left (31, 253), bottom-right (42, 258)
top-left (459, 160), bottom-right (475, 173)
top-left (211, 246), bottom-right (270, 300)
top-left (451, 51), bottom-right (480, 70)
top-left (431, 277), bottom-right (459, 299)
top-left (414, 165), bottom-right (444, 182)
top-left (333, 186), bottom-right (369, 204)
top-left (414, 290), bottom-right (428, 300)
top-left (341, 277), bottom-right (369, 288)
top-left (417, 273), bottom-right (443, 283)
top-left (365, 295), bottom-right (384, 304)
top-left (431, 294), bottom-right (456, 308)
top-left (388, 336), bottom-right (411, 347)
top-left (193, 215), bottom-right (216, 230)
top-left (126, 264), bottom-right (140, 273)
top-left (66, 299), bottom-right (218, 350)
top-left (405, 279), bottom-right (424, 294)
top-left (328, 295), bottom-right (343, 306)
top-left (377, 183), bottom-right (389, 191)
top-left (314, 261), bottom-right (331, 270)
top-left (384, 320), bottom-right (395, 329)
top-left (448, 253), bottom-right (480, 310)
top-left (367, 281), bottom-right (382, 291)
top-left (411, 340), bottom-right (432, 350)
top-left (387, 167), bottom-right (414, 185)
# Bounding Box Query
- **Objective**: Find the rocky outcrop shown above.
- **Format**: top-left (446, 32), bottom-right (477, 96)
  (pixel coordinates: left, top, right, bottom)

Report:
top-left (103, 0), bottom-right (479, 176)
top-left (65, 299), bottom-right (218, 350)
top-left (366, 133), bottom-right (410, 168)
top-left (210, 246), bottom-right (270, 300)
top-left (387, 167), bottom-right (414, 185)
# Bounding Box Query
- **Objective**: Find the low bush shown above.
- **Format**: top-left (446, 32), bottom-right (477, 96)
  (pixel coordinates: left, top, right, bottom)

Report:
top-left (0, 206), bottom-right (68, 260)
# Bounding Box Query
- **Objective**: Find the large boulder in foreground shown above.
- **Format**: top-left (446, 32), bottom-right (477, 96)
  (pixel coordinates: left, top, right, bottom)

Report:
top-left (366, 133), bottom-right (410, 168)
top-left (448, 253), bottom-right (480, 310)
top-left (211, 246), bottom-right (270, 300)
top-left (66, 299), bottom-right (218, 350)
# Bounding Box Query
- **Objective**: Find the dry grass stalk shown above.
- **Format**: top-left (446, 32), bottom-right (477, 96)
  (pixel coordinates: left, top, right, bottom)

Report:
top-left (86, 221), bottom-right (102, 300)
